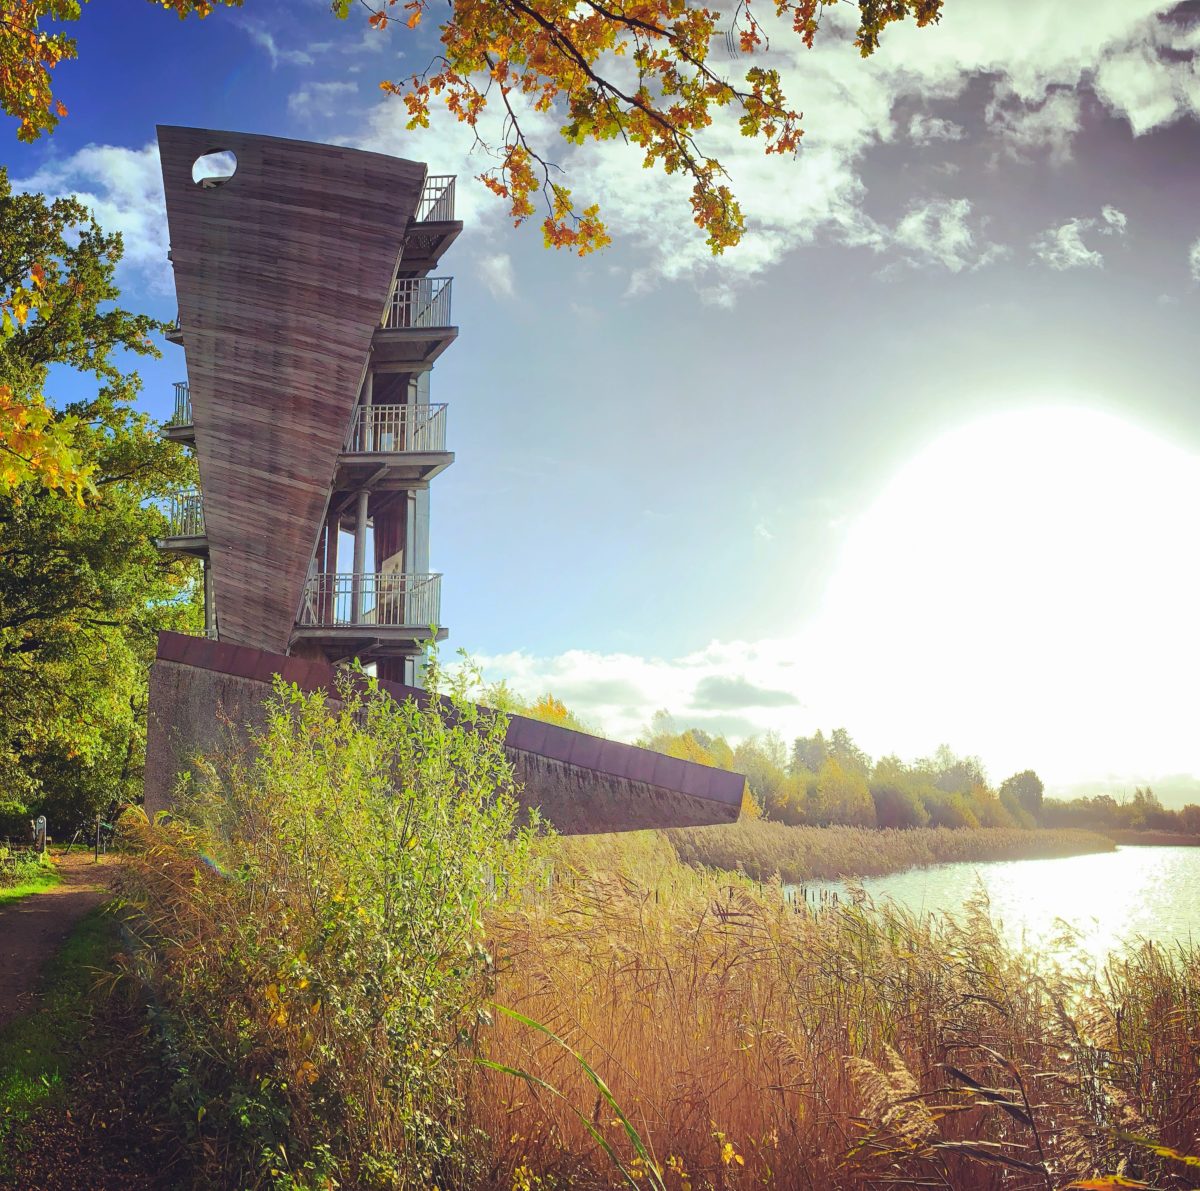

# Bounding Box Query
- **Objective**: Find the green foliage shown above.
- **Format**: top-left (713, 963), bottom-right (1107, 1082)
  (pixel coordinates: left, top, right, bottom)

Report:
top-left (0, 170), bottom-right (201, 828)
top-left (813, 756), bottom-right (876, 827)
top-left (870, 780), bottom-right (930, 830)
top-left (119, 672), bottom-right (550, 1188)
top-left (637, 709), bottom-right (735, 770)
top-left (0, 842), bottom-right (54, 893)
top-left (999, 769), bottom-right (1045, 820)
top-left (0, 166), bottom-right (162, 495)
top-left (0, 796), bottom-right (28, 837)
top-left (1043, 786), bottom-right (1200, 837)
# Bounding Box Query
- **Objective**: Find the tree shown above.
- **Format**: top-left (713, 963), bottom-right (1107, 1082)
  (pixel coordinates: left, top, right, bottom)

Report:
top-left (520, 691), bottom-right (595, 731)
top-left (924, 744), bottom-right (987, 796)
top-left (998, 769), bottom-right (1044, 821)
top-left (0, 175), bottom-right (199, 827)
top-left (0, 167), bottom-right (160, 496)
top-left (870, 780), bottom-right (929, 829)
top-left (812, 756), bottom-right (875, 827)
top-left (734, 733), bottom-right (787, 808)
top-left (791, 730), bottom-right (829, 775)
top-left (1179, 804), bottom-right (1200, 837)
top-left (829, 726), bottom-right (871, 775)
top-left (1, 0), bottom-right (944, 252)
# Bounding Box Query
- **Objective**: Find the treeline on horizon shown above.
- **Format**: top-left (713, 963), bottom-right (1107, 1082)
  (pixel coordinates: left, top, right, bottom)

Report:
top-left (517, 693), bottom-right (1200, 837)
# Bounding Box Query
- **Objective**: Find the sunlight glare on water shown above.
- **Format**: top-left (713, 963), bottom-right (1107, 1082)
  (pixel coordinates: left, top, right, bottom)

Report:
top-left (794, 847), bottom-right (1200, 965)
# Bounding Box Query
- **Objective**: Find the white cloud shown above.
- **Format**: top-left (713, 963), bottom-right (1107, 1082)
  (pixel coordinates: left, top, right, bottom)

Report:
top-left (1101, 204), bottom-right (1128, 233)
top-left (237, 20), bottom-right (314, 68)
top-left (1092, 44), bottom-right (1183, 135)
top-left (289, 81), bottom-right (357, 123)
top-left (907, 113), bottom-right (966, 144)
top-left (1032, 219), bottom-right (1103, 270)
top-left (477, 252), bottom-right (515, 299)
top-left (12, 143), bottom-right (170, 292)
top-left (985, 88), bottom-right (1082, 164)
top-left (889, 198), bottom-right (1007, 273)
top-left (339, 0), bottom-right (1192, 296)
top-left (1031, 206), bottom-right (1127, 270)
top-left (477, 408), bottom-right (1200, 787)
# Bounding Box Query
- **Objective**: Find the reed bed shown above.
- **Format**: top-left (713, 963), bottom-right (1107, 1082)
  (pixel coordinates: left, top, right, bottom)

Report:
top-left (466, 857), bottom-right (1200, 1190)
top-left (663, 821), bottom-right (1115, 883)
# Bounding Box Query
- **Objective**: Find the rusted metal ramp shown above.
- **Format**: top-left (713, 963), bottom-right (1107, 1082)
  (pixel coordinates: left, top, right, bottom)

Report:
top-left (145, 632), bottom-right (744, 835)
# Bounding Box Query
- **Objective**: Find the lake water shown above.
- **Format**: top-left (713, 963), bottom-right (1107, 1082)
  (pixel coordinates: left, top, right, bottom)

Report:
top-left (789, 846), bottom-right (1200, 964)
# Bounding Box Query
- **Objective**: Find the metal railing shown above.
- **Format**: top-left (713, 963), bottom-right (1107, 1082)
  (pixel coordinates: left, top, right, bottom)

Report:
top-left (345, 403), bottom-right (447, 454)
top-left (170, 381), bottom-right (192, 426)
top-left (383, 277), bottom-right (452, 329)
top-left (298, 572), bottom-right (441, 628)
top-left (163, 490), bottom-right (204, 538)
top-left (416, 175), bottom-right (455, 222)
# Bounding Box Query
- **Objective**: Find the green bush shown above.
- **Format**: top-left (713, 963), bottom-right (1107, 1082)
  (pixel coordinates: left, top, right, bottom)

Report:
top-left (0, 799), bottom-right (29, 840)
top-left (120, 672), bottom-right (550, 1189)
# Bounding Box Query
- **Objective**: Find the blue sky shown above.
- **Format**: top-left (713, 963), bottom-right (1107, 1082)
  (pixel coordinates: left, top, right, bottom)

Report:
top-left (7, 0), bottom-right (1200, 791)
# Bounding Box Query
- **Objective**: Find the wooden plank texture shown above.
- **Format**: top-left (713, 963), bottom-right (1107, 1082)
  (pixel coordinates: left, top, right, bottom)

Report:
top-left (158, 126), bottom-right (425, 653)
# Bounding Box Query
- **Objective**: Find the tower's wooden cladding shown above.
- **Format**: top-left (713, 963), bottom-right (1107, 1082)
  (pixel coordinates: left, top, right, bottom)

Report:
top-left (157, 126), bottom-right (425, 653)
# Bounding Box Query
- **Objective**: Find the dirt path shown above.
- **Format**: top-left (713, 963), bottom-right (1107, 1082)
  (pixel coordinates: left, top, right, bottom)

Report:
top-left (0, 852), bottom-right (117, 1032)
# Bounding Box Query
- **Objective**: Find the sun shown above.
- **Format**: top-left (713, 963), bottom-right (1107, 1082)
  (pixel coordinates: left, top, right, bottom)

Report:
top-left (805, 406), bottom-right (1200, 783)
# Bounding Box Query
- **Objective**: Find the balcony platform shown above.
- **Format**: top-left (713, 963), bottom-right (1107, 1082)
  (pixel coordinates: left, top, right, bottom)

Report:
top-left (290, 623), bottom-right (448, 664)
top-left (334, 450), bottom-right (453, 490)
top-left (397, 220), bottom-right (463, 276)
top-left (155, 531), bottom-right (208, 558)
top-left (371, 325), bottom-right (458, 370)
top-left (163, 421), bottom-right (195, 444)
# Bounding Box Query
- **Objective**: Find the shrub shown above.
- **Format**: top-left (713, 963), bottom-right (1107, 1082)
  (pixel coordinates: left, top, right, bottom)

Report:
top-left (0, 798), bottom-right (29, 840)
top-left (119, 672), bottom-right (549, 1189)
top-left (0, 842), bottom-right (51, 888)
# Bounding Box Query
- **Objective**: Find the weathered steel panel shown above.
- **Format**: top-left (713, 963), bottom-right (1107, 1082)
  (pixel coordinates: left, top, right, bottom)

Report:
top-left (157, 127), bottom-right (425, 652)
top-left (147, 632), bottom-right (745, 833)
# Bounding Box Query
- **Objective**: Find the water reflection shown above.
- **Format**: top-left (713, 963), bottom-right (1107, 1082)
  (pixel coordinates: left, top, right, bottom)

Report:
top-left (791, 846), bottom-right (1200, 964)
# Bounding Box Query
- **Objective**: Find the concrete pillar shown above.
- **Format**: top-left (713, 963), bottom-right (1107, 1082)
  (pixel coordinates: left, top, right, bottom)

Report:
top-left (351, 488), bottom-right (369, 622)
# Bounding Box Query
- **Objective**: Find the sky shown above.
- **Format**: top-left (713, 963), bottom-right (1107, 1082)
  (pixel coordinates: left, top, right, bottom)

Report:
top-left (5, 0), bottom-right (1200, 795)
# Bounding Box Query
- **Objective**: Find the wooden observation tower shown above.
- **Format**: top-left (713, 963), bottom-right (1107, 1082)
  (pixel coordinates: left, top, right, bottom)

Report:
top-left (147, 126), bottom-right (745, 834)
top-left (155, 125), bottom-right (459, 684)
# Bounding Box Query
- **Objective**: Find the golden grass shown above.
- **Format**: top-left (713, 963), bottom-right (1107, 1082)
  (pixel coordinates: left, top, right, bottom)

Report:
top-left (663, 820), bottom-right (1115, 883)
top-left (464, 842), bottom-right (1200, 1190)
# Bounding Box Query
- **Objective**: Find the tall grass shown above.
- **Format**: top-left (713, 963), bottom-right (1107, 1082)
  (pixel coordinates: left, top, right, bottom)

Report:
top-left (118, 674), bottom-right (547, 1190)
top-left (466, 850), bottom-right (1200, 1189)
top-left (664, 820), bottom-right (1114, 883)
top-left (118, 692), bottom-right (1193, 1189)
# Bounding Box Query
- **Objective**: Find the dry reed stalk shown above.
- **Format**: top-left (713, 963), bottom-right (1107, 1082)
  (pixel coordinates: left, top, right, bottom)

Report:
top-left (463, 847), bottom-right (1200, 1191)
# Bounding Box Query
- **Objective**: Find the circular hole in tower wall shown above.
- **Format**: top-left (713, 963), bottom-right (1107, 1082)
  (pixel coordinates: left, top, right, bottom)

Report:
top-left (192, 150), bottom-right (238, 188)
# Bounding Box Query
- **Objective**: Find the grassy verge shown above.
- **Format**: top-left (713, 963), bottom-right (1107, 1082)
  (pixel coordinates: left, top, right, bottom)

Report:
top-left (0, 866), bottom-right (60, 906)
top-left (662, 820), bottom-right (1115, 883)
top-left (0, 908), bottom-right (118, 1170)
